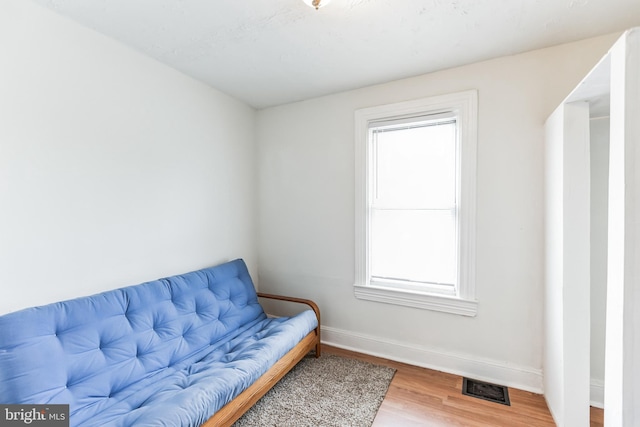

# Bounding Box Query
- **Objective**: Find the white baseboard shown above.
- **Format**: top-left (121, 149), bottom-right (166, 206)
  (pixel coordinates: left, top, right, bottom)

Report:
top-left (321, 326), bottom-right (543, 394)
top-left (590, 379), bottom-right (604, 409)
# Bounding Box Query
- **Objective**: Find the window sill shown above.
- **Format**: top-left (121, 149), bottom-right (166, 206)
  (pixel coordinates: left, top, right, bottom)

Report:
top-left (353, 284), bottom-right (478, 317)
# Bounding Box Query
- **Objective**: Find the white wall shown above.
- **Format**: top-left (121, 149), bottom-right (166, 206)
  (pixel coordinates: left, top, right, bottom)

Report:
top-left (604, 28), bottom-right (640, 426)
top-left (257, 33), bottom-right (618, 392)
top-left (544, 100), bottom-right (592, 427)
top-left (543, 105), bottom-right (566, 422)
top-left (0, 0), bottom-right (256, 315)
top-left (590, 116), bottom-right (610, 407)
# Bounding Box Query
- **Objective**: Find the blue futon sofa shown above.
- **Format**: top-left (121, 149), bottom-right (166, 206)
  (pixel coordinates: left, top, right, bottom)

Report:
top-left (0, 259), bottom-right (320, 426)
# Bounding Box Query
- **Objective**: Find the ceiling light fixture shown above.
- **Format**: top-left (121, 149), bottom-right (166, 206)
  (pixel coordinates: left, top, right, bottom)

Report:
top-left (303, 0), bottom-right (332, 10)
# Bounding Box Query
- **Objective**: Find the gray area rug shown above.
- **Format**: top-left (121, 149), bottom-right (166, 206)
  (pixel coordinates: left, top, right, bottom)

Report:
top-left (233, 354), bottom-right (396, 427)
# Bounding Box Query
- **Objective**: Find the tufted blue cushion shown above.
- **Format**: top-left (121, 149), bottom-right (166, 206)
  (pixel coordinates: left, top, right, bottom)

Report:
top-left (0, 259), bottom-right (318, 426)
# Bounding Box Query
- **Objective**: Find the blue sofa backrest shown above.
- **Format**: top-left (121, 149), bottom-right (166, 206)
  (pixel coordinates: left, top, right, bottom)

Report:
top-left (0, 259), bottom-right (266, 410)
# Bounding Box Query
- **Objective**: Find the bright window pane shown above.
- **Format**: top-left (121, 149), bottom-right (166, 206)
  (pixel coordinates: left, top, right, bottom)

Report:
top-left (371, 120), bottom-right (458, 287)
top-left (371, 209), bottom-right (457, 285)
top-left (374, 122), bottom-right (456, 208)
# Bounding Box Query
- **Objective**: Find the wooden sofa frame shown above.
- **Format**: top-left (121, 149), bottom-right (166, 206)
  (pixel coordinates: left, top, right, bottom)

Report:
top-left (201, 292), bottom-right (321, 427)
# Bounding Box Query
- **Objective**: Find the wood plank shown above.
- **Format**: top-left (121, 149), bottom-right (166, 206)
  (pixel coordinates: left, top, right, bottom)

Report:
top-left (323, 345), bottom-right (604, 426)
top-left (590, 406), bottom-right (604, 427)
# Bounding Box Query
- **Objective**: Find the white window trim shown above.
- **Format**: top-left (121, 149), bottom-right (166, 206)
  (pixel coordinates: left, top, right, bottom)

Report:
top-left (354, 90), bottom-right (478, 317)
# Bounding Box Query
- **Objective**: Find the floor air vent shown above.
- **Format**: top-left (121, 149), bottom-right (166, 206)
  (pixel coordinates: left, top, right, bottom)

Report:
top-left (462, 378), bottom-right (511, 406)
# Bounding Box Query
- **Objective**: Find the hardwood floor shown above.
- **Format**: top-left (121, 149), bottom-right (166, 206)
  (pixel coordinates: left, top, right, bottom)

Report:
top-left (590, 406), bottom-right (604, 427)
top-left (322, 345), bottom-right (604, 426)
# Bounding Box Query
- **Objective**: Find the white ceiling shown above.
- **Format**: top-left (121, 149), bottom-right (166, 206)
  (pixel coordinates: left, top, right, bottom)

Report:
top-left (33, 0), bottom-right (640, 109)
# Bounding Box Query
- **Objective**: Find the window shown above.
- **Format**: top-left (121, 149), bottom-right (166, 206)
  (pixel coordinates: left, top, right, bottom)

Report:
top-left (354, 90), bottom-right (478, 316)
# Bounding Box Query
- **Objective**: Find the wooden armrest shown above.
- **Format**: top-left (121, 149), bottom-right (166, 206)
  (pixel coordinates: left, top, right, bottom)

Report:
top-left (257, 292), bottom-right (320, 322)
top-left (257, 292), bottom-right (321, 357)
